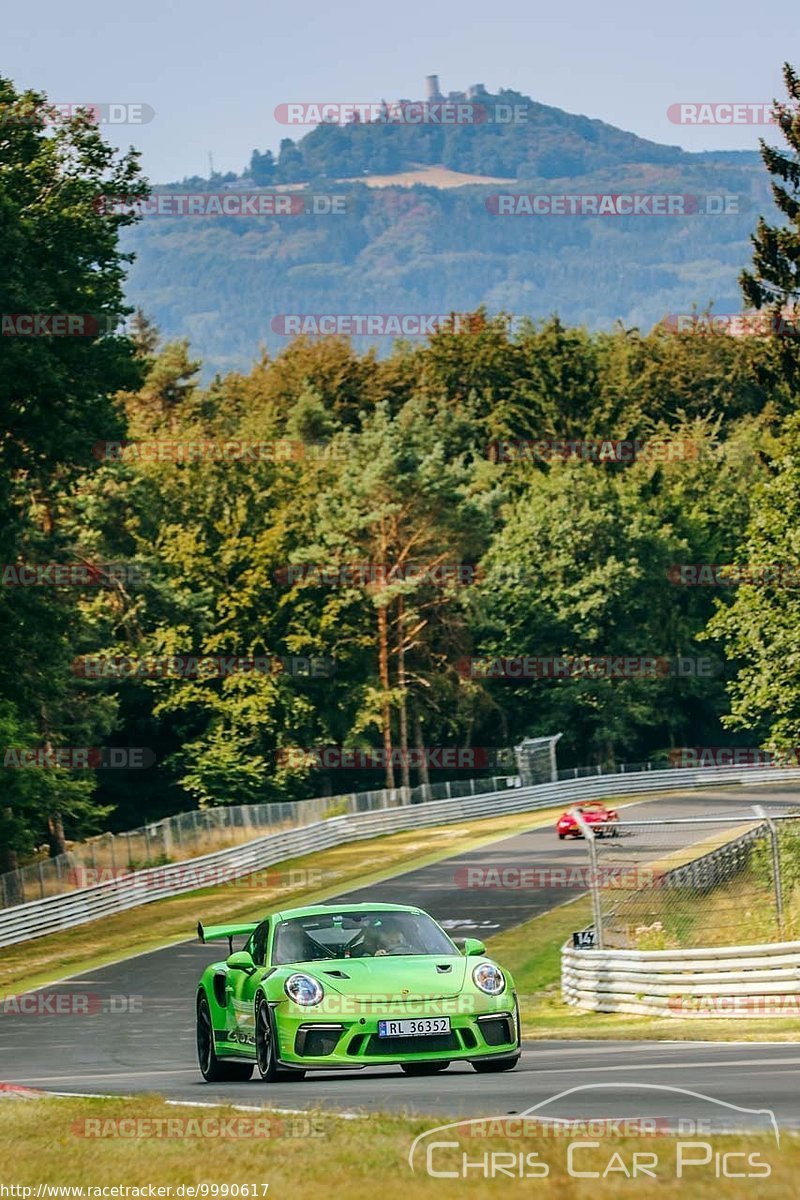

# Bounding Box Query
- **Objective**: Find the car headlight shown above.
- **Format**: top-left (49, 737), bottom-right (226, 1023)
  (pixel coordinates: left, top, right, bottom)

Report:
top-left (284, 973), bottom-right (324, 1006)
top-left (472, 962), bottom-right (505, 995)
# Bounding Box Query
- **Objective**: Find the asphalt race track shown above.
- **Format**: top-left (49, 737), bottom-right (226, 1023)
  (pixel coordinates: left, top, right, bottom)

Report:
top-left (2, 784), bottom-right (800, 1131)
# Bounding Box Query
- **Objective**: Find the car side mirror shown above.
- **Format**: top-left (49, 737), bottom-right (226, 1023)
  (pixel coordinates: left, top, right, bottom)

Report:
top-left (462, 937), bottom-right (486, 957)
top-left (226, 950), bottom-right (256, 973)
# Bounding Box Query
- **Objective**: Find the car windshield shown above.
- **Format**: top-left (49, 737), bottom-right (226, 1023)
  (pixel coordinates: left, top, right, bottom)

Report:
top-left (272, 910), bottom-right (456, 964)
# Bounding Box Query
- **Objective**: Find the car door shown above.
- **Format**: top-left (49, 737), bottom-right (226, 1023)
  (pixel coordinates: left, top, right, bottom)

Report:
top-left (228, 919), bottom-right (270, 1049)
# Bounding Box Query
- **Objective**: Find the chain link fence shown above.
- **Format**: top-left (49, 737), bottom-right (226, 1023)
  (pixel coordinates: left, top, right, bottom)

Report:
top-left (574, 805), bottom-right (800, 949)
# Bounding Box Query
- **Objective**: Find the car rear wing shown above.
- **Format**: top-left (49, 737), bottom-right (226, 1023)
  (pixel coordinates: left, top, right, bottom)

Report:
top-left (197, 921), bottom-right (259, 952)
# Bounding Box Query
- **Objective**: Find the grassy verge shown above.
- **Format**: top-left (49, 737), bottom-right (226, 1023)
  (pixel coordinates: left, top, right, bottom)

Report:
top-left (492, 895), bottom-right (800, 1041)
top-left (1, 803), bottom-right (571, 996)
top-left (0, 1094), bottom-right (795, 1199)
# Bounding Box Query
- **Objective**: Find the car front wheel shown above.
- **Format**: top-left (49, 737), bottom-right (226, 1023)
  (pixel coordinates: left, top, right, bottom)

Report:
top-left (255, 996), bottom-right (278, 1081)
top-left (196, 995), bottom-right (253, 1082)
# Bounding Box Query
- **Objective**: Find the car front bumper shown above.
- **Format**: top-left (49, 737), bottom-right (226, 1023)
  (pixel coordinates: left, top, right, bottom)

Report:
top-left (271, 995), bottom-right (520, 1069)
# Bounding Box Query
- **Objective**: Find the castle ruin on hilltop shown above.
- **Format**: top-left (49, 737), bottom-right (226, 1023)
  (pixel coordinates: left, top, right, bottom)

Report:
top-left (423, 75), bottom-right (488, 102)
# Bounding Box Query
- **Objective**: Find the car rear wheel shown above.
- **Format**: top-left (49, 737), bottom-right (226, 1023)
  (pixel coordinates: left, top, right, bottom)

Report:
top-left (196, 995), bottom-right (253, 1082)
top-left (472, 1055), bottom-right (520, 1073)
top-left (400, 1061), bottom-right (450, 1076)
top-left (558, 833), bottom-right (565, 840)
top-left (255, 996), bottom-right (278, 1081)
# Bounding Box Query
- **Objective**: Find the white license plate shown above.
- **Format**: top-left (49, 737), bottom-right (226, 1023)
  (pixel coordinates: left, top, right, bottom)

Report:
top-left (377, 1017), bottom-right (451, 1038)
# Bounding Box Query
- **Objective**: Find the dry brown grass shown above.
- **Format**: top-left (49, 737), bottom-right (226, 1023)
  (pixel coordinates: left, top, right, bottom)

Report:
top-left (0, 1094), bottom-right (796, 1199)
top-left (339, 164), bottom-right (516, 188)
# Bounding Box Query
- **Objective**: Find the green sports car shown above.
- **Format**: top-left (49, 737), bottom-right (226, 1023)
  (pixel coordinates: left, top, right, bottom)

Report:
top-left (195, 902), bottom-right (521, 1081)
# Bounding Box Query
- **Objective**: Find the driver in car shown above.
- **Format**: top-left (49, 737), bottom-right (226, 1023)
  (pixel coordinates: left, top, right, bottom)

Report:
top-left (370, 915), bottom-right (416, 956)
top-left (275, 922), bottom-right (325, 963)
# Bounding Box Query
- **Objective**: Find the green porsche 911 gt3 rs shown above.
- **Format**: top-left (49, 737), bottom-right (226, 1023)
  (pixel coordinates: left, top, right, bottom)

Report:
top-left (195, 902), bottom-right (521, 1081)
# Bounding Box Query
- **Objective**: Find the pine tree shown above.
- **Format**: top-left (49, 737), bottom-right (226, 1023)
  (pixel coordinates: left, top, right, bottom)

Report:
top-left (741, 63), bottom-right (800, 341)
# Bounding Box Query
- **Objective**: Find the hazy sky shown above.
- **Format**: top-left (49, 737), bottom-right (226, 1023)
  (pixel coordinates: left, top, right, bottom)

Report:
top-left (4, 0), bottom-right (799, 182)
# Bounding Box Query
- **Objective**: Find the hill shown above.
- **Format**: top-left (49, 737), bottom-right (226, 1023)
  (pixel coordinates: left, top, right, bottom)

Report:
top-left (122, 82), bottom-right (775, 375)
top-left (245, 86), bottom-right (690, 186)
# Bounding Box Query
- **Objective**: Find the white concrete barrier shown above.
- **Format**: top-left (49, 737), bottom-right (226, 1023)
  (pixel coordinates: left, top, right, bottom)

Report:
top-left (562, 938), bottom-right (800, 1016)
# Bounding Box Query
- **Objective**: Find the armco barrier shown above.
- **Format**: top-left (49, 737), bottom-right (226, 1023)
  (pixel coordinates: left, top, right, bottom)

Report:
top-left (657, 822), bottom-right (767, 892)
top-left (561, 939), bottom-right (800, 1017)
top-left (3, 764), bottom-right (800, 947)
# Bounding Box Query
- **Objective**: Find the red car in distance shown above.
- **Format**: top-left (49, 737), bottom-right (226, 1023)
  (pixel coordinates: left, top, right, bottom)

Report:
top-left (557, 801), bottom-right (620, 839)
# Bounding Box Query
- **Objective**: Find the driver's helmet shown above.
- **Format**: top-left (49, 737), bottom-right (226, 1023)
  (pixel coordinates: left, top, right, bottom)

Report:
top-left (375, 913), bottom-right (411, 949)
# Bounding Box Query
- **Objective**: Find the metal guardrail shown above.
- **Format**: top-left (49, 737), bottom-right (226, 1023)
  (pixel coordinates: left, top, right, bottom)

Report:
top-left (4, 763), bottom-right (800, 948)
top-left (656, 822), bottom-right (768, 893)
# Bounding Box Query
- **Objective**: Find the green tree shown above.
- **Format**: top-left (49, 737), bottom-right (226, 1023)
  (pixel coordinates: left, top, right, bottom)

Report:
top-left (707, 416), bottom-right (800, 751)
top-left (0, 77), bottom-right (147, 859)
top-left (740, 61), bottom-right (800, 385)
top-left (741, 62), bottom-right (800, 317)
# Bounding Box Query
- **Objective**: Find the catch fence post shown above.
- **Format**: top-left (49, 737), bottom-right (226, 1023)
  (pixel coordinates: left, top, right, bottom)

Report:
top-left (573, 809), bottom-right (604, 949)
top-left (753, 805), bottom-right (784, 938)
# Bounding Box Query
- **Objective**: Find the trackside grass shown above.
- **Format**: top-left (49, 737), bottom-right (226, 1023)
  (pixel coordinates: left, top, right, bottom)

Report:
top-left (0, 1094), bottom-right (796, 1200)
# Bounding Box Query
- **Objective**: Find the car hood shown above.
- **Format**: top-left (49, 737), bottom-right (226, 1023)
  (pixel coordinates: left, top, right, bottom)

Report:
top-left (296, 954), bottom-right (470, 1000)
